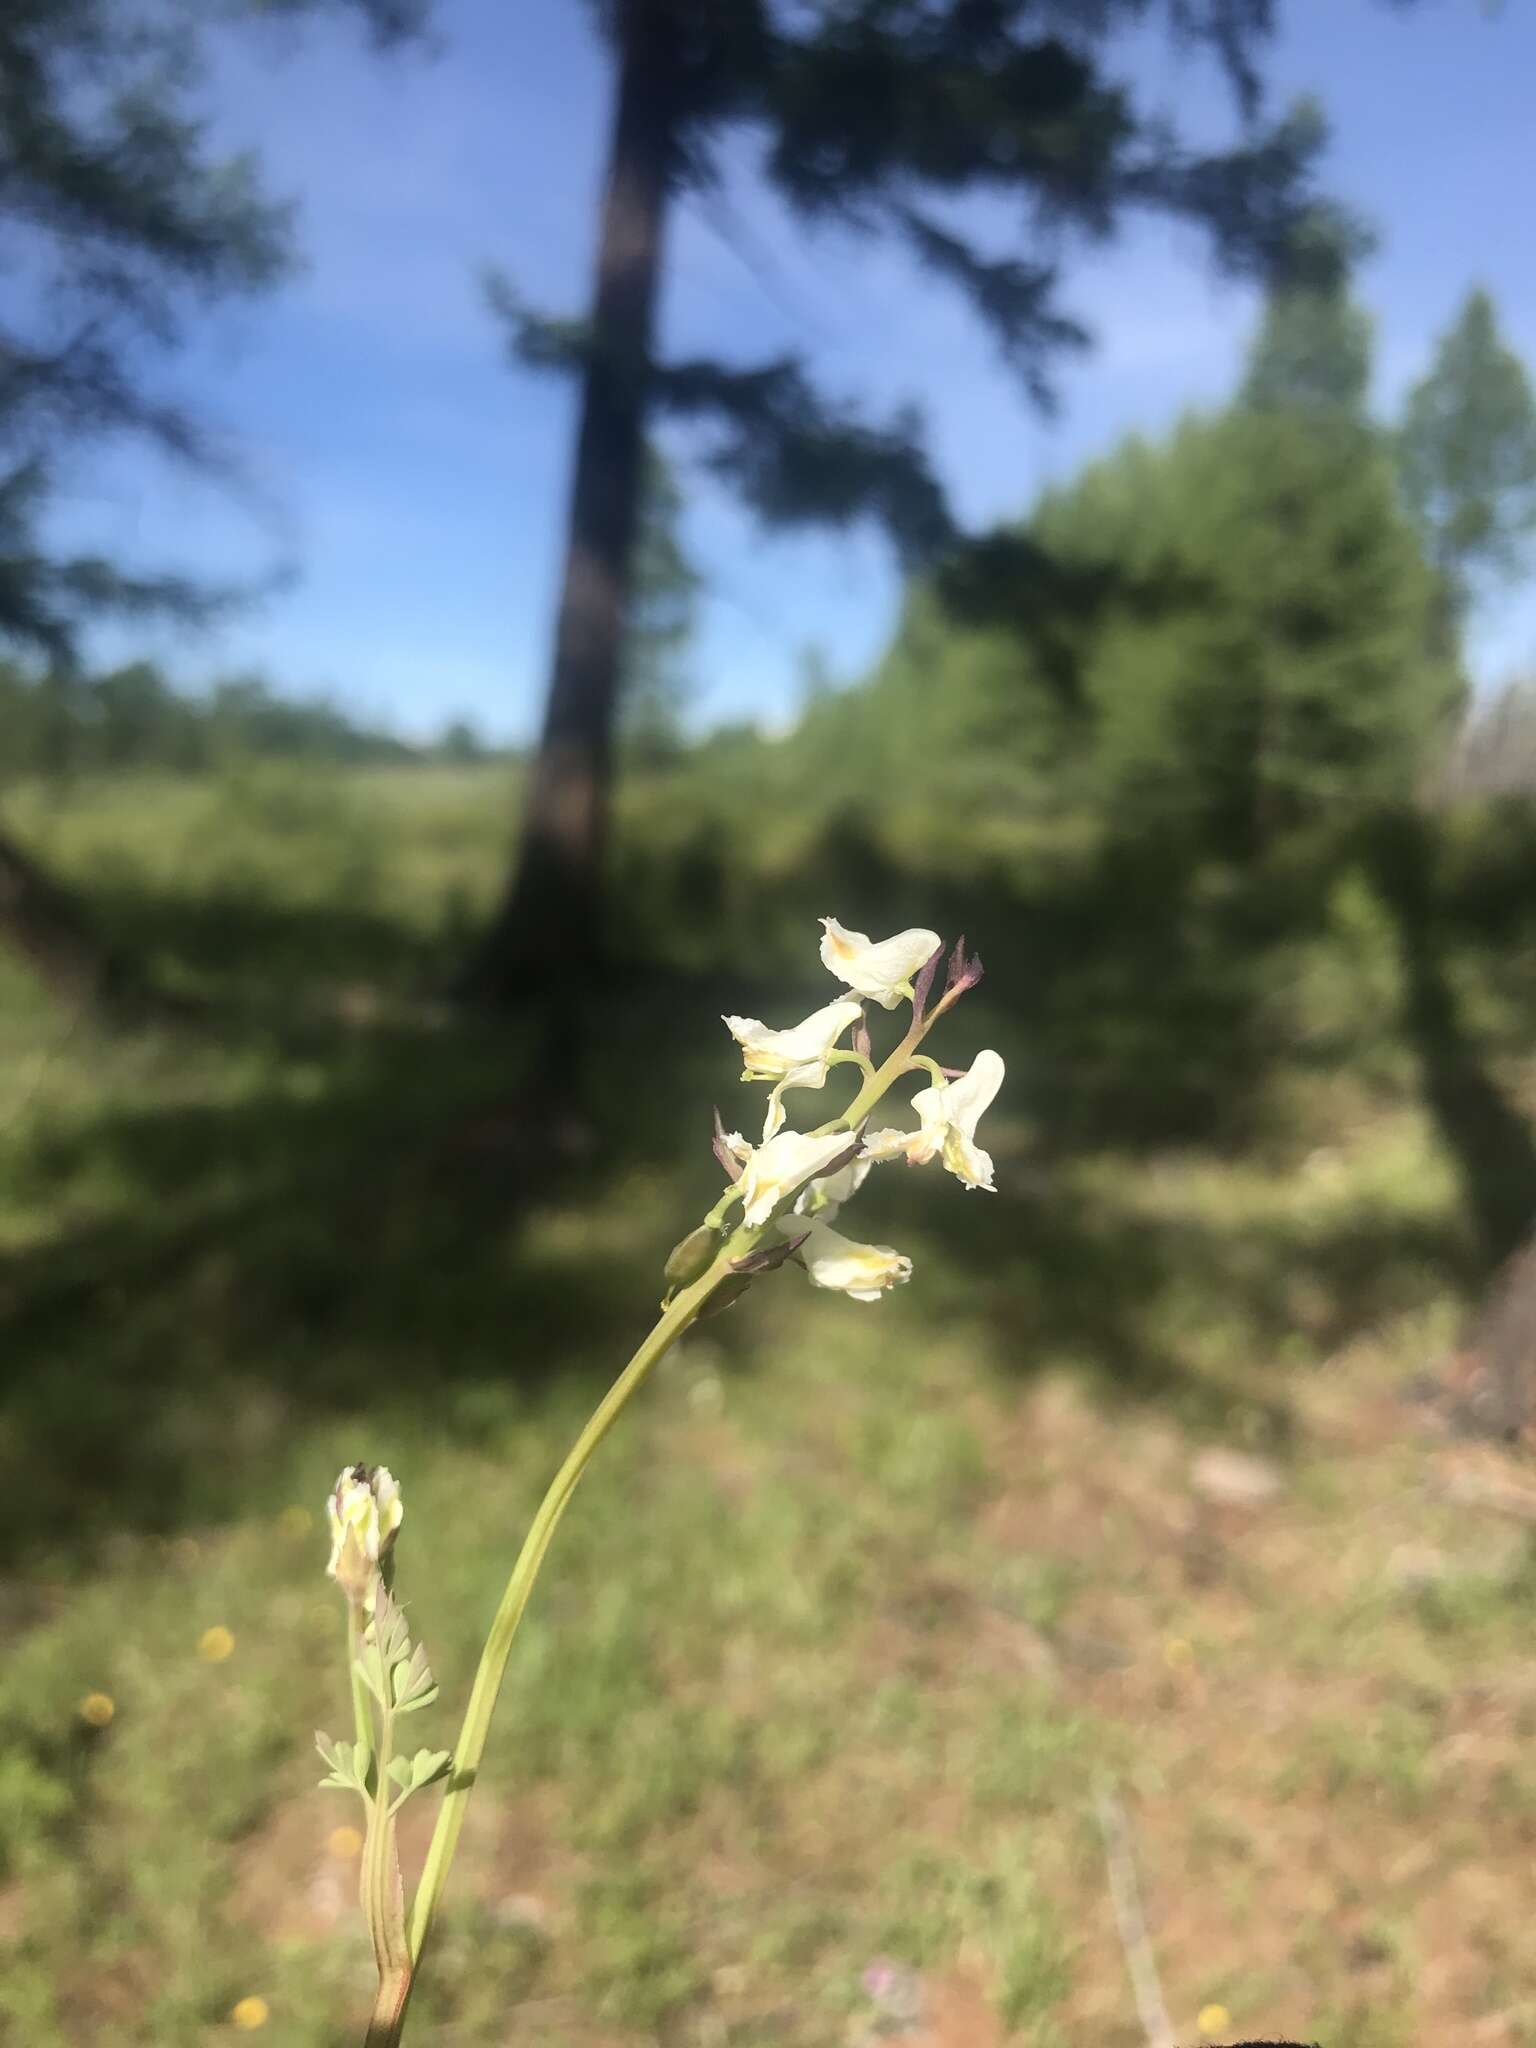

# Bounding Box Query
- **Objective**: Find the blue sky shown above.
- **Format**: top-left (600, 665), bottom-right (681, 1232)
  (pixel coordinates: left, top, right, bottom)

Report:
top-left (50, 0), bottom-right (1536, 741)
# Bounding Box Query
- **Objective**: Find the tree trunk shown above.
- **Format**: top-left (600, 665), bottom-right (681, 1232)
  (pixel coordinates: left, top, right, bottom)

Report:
top-left (460, 2), bottom-right (675, 1003)
top-left (0, 820), bottom-right (135, 1010)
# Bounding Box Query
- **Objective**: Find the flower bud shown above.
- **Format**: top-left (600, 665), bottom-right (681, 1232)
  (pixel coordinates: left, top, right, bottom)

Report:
top-left (664, 1223), bottom-right (719, 1289)
top-left (730, 1228), bottom-right (808, 1277)
top-left (326, 1464), bottom-right (403, 1612)
top-left (697, 1272), bottom-right (753, 1321)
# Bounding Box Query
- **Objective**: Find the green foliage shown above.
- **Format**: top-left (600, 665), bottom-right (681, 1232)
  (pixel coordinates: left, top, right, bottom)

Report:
top-left (1240, 267), bottom-right (1373, 420)
top-left (785, 400), bottom-right (1453, 864)
top-left (598, 377), bottom-right (1485, 1156)
top-left (1397, 286), bottom-right (1536, 619)
top-left (437, 716), bottom-right (486, 764)
top-left (0, 0), bottom-right (425, 659)
top-left (0, 655), bottom-right (493, 780)
top-left (1035, 408), bottom-right (1455, 851)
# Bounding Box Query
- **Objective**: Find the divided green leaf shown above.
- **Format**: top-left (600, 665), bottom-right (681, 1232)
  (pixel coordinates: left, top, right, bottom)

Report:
top-left (315, 1729), bottom-right (369, 1795)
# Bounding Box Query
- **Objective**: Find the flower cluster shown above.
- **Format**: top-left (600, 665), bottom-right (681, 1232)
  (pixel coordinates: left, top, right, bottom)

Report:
top-left (716, 918), bottom-right (1003, 1304)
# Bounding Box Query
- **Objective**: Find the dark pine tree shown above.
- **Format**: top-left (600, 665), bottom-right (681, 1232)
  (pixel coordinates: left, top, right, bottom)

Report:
top-left (464, 0), bottom-right (1370, 1001)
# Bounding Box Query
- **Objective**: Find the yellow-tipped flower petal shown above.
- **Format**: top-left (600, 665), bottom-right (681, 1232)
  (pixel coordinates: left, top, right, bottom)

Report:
top-left (790, 1217), bottom-right (912, 1301)
top-left (819, 918), bottom-right (941, 1009)
top-left (724, 999), bottom-right (861, 1083)
top-left (907, 1048), bottom-right (1005, 1191)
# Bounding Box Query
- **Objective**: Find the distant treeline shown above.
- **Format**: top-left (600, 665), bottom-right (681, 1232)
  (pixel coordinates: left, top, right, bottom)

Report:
top-left (0, 660), bottom-right (500, 778)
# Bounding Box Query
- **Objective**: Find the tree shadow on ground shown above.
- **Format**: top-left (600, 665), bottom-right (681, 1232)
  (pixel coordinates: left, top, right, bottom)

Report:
top-left (0, 993), bottom-right (698, 1560)
top-left (1367, 809), bottom-right (1536, 1280)
top-left (4, 806), bottom-right (1532, 1570)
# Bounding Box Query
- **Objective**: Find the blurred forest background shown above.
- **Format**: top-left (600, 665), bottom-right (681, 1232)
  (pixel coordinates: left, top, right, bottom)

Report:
top-left (7, 3), bottom-right (1536, 2045)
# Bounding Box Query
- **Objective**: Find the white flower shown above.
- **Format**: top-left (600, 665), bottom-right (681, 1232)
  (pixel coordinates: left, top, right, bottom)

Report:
top-left (787, 1216), bottom-right (913, 1301)
top-left (819, 918), bottom-right (941, 1009)
top-left (722, 998), bottom-right (863, 1137)
top-left (737, 1129), bottom-right (859, 1227)
top-left (723, 999), bottom-right (863, 1082)
top-left (864, 1048), bottom-right (1005, 1191)
top-left (792, 1156), bottom-right (871, 1220)
top-left (326, 1464), bottom-right (403, 1610)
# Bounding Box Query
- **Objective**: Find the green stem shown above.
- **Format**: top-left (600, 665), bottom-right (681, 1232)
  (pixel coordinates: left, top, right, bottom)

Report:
top-left (365, 1709), bottom-right (396, 1955)
top-left (403, 1252), bottom-right (732, 1987)
top-left (360, 1706), bottom-right (411, 2046)
top-left (393, 1002), bottom-right (948, 2035)
top-left (347, 1607), bottom-right (374, 1787)
top-left (820, 1019), bottom-right (925, 1136)
top-left (903, 1053), bottom-right (948, 1087)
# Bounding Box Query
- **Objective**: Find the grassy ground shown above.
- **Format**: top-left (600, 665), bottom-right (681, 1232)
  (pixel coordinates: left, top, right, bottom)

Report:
top-left (4, 766), bottom-right (1536, 2046)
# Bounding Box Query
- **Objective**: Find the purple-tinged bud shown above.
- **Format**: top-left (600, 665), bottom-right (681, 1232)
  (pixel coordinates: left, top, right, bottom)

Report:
top-left (730, 1229), bottom-right (810, 1277)
top-left (697, 1272), bottom-right (753, 1321)
top-left (814, 1125), bottom-right (867, 1184)
top-left (852, 1011), bottom-right (872, 1061)
top-left (944, 935), bottom-right (985, 999)
top-left (910, 942), bottom-right (945, 1027)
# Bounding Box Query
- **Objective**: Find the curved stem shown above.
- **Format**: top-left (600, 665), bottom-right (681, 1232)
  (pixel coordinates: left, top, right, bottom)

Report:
top-left (817, 1018), bottom-right (928, 1137)
top-left (403, 1251), bottom-right (733, 1989)
top-left (903, 1053), bottom-right (948, 1087)
top-left (394, 998), bottom-right (950, 2036)
top-left (363, 1965), bottom-right (411, 2048)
